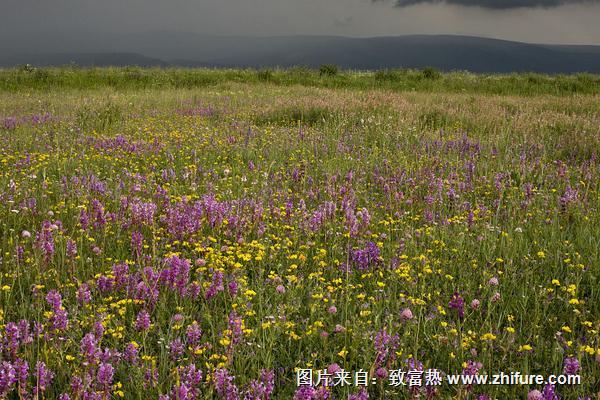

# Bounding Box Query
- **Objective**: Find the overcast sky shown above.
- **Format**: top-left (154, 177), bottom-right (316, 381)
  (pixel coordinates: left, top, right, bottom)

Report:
top-left (2, 0), bottom-right (600, 44)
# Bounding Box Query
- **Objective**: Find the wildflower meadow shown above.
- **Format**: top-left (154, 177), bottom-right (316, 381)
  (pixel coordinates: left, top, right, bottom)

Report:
top-left (0, 68), bottom-right (598, 399)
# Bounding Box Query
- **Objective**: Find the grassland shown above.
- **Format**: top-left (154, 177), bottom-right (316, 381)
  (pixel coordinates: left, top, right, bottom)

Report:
top-left (1, 66), bottom-right (600, 96)
top-left (0, 68), bottom-right (598, 399)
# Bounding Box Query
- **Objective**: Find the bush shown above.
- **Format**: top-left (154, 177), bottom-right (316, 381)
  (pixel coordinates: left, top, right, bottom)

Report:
top-left (319, 64), bottom-right (339, 77)
top-left (19, 64), bottom-right (36, 73)
top-left (257, 69), bottom-right (274, 82)
top-left (422, 66), bottom-right (441, 80)
top-left (375, 69), bottom-right (400, 82)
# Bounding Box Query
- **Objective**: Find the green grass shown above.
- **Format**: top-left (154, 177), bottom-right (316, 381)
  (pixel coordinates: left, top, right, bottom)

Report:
top-left (0, 71), bottom-right (598, 399)
top-left (1, 66), bottom-right (600, 96)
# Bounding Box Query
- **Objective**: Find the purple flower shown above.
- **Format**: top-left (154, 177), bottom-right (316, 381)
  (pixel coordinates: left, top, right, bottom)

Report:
top-left (45, 292), bottom-right (69, 331)
top-left (400, 308), bottom-right (413, 321)
top-left (293, 386), bottom-right (317, 400)
top-left (186, 321), bottom-right (202, 346)
top-left (205, 269), bottom-right (225, 300)
top-left (180, 363), bottom-right (203, 387)
top-left (144, 367), bottom-right (158, 389)
top-left (169, 338), bottom-right (184, 361)
top-left (448, 292), bottom-right (465, 319)
top-left (528, 390), bottom-right (543, 400)
top-left (542, 384), bottom-right (560, 400)
top-left (80, 333), bottom-right (99, 364)
top-left (94, 320), bottom-right (105, 338)
top-left (260, 369), bottom-right (275, 398)
top-left (375, 367), bottom-right (388, 379)
top-left (245, 369), bottom-right (275, 400)
top-left (97, 363), bottom-right (114, 388)
top-left (135, 309), bottom-right (151, 331)
top-left (77, 283), bottom-right (92, 305)
top-left (559, 185), bottom-right (579, 209)
top-left (4, 322), bottom-right (21, 357)
top-left (90, 199), bottom-right (107, 229)
top-left (349, 388), bottom-right (369, 400)
top-left (131, 230), bottom-right (143, 256)
top-left (70, 376), bottom-right (83, 395)
top-left (160, 256), bottom-right (191, 296)
top-left (3, 117), bottom-right (18, 130)
top-left (80, 209), bottom-right (90, 230)
top-left (13, 358), bottom-right (28, 386)
top-left (124, 342), bottom-right (139, 365)
top-left (45, 290), bottom-right (63, 310)
top-left (563, 357), bottom-right (580, 375)
top-left (407, 357), bottom-right (424, 372)
top-left (214, 369), bottom-right (239, 400)
top-left (34, 361), bottom-right (54, 394)
top-left (228, 311), bottom-right (243, 346)
top-left (36, 221), bottom-right (55, 264)
top-left (129, 199), bottom-right (157, 226)
top-left (50, 307), bottom-right (69, 331)
top-left (0, 362), bottom-right (17, 396)
top-left (374, 329), bottom-right (399, 368)
top-left (66, 238), bottom-right (78, 258)
top-left (228, 280), bottom-right (238, 296)
top-left (351, 242), bottom-right (381, 271)
top-left (462, 360), bottom-right (483, 378)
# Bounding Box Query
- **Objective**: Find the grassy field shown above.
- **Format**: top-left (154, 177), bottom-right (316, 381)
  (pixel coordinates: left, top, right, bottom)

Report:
top-left (1, 66), bottom-right (600, 96)
top-left (0, 68), bottom-right (598, 399)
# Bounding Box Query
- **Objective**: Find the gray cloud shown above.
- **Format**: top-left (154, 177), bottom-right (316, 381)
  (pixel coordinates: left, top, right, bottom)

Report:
top-left (389, 0), bottom-right (597, 9)
top-left (0, 0), bottom-right (599, 46)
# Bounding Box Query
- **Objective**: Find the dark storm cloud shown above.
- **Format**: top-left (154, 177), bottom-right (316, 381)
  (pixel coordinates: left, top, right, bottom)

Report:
top-left (1, 0), bottom-right (599, 46)
top-left (389, 0), bottom-right (596, 8)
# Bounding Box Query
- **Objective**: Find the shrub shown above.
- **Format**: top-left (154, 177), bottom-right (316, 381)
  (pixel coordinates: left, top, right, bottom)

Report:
top-left (257, 69), bottom-right (274, 82)
top-left (422, 66), bottom-right (441, 80)
top-left (374, 69), bottom-right (405, 82)
top-left (319, 64), bottom-right (339, 77)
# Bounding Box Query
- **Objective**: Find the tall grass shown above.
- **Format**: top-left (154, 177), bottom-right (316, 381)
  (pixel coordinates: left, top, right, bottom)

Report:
top-left (0, 66), bottom-right (599, 96)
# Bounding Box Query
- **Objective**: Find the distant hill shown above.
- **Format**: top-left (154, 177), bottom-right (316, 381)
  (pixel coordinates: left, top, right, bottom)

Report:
top-left (1, 31), bottom-right (599, 73)
top-left (2, 53), bottom-right (168, 68)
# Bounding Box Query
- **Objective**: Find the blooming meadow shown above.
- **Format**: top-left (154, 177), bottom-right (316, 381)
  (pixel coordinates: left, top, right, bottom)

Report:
top-left (0, 70), bottom-right (598, 399)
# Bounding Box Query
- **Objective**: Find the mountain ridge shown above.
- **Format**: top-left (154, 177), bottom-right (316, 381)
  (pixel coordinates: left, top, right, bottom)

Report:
top-left (1, 33), bottom-right (599, 73)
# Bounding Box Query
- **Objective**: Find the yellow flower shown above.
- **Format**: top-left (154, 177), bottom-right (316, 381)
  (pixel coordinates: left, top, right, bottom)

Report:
top-left (537, 251), bottom-right (545, 259)
top-left (518, 344), bottom-right (533, 352)
top-left (481, 333), bottom-right (497, 341)
top-left (194, 347), bottom-right (205, 356)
